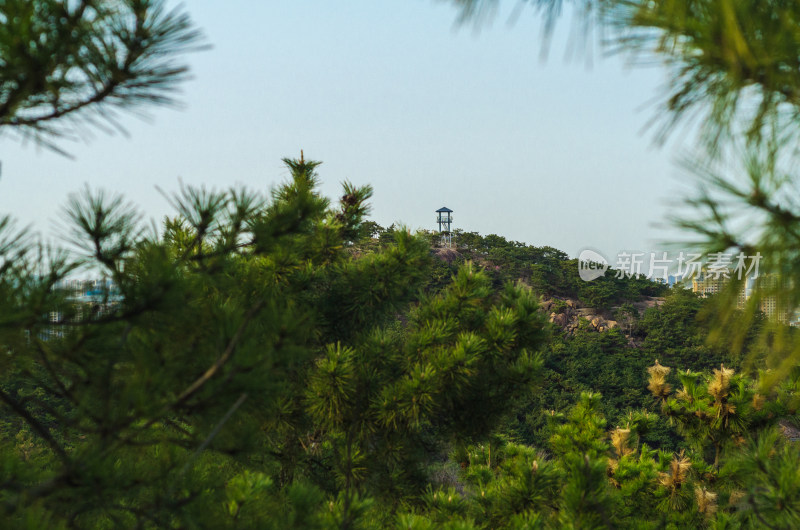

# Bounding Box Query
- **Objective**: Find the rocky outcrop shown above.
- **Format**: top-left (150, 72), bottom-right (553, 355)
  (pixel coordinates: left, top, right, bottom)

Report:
top-left (433, 248), bottom-right (461, 263)
top-left (780, 420), bottom-right (800, 442)
top-left (544, 297), bottom-right (618, 335)
top-left (541, 296), bottom-right (650, 337)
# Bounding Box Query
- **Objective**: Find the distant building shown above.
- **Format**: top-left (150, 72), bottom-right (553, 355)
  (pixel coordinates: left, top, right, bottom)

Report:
top-left (40, 279), bottom-right (122, 340)
top-left (692, 274), bottom-right (793, 323)
top-left (692, 275), bottom-right (726, 297)
top-left (755, 276), bottom-right (791, 322)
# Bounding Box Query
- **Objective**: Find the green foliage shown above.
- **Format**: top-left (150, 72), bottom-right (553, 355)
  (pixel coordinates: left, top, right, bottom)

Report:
top-left (613, 0), bottom-right (800, 148)
top-left (3, 158), bottom-right (800, 527)
top-left (647, 360), bottom-right (792, 469)
top-left (362, 226), bottom-right (666, 310)
top-left (0, 0), bottom-right (205, 152)
top-left (0, 155), bottom-right (552, 527)
top-left (449, 0), bottom-right (800, 392)
top-left (0, 156), bottom-right (426, 526)
top-left (6, 0), bottom-right (800, 526)
top-left (719, 429), bottom-right (800, 529)
top-left (406, 370), bottom-right (800, 529)
top-left (549, 393), bottom-right (618, 529)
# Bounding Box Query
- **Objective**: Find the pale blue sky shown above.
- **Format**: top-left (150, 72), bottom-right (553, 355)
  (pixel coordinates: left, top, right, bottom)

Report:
top-left (0, 0), bottom-right (693, 258)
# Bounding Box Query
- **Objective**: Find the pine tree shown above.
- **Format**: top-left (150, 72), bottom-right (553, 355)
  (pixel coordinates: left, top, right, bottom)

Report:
top-left (0, 154), bottom-right (551, 527)
top-left (0, 0), bottom-right (204, 153)
top-left (0, 156), bottom-right (419, 526)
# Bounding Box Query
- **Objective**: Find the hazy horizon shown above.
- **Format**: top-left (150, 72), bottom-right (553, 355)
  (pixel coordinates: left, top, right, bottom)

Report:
top-left (0, 0), bottom-right (696, 260)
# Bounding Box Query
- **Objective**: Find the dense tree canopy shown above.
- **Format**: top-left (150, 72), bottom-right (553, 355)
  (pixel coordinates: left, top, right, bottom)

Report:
top-left (3, 1), bottom-right (800, 528)
top-left (2, 158), bottom-right (799, 527)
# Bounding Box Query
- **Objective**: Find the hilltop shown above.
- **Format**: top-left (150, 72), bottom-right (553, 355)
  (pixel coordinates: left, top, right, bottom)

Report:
top-left (354, 224), bottom-right (766, 450)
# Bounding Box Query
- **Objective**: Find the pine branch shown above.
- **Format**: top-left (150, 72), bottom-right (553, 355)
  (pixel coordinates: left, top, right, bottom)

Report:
top-left (0, 0), bottom-right (206, 152)
top-left (173, 300), bottom-right (265, 406)
top-left (177, 392), bottom-right (248, 478)
top-left (0, 387), bottom-right (69, 464)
